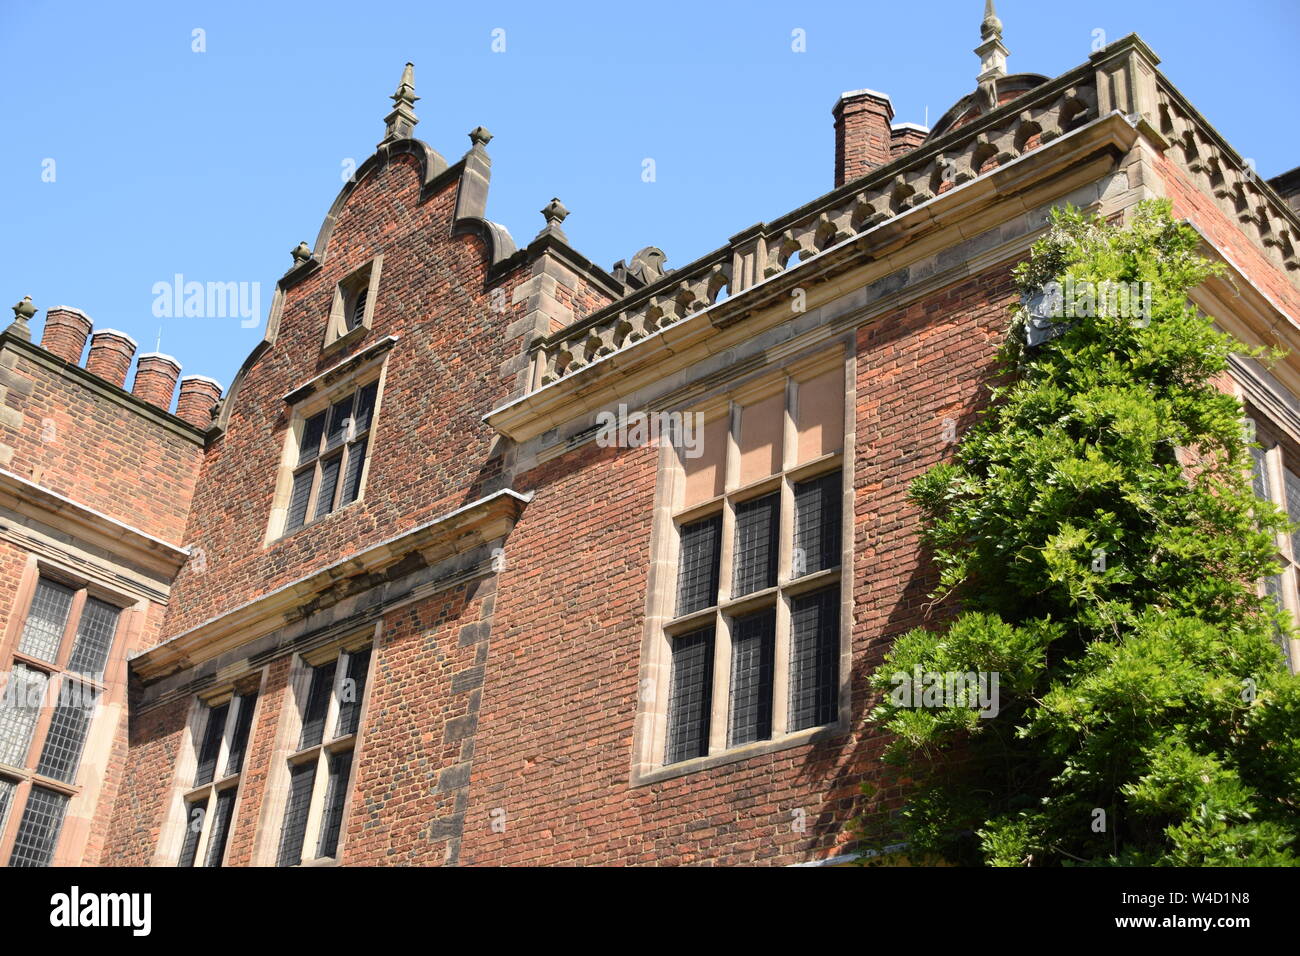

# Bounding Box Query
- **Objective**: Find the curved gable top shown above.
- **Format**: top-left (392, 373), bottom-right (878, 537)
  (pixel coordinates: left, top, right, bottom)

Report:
top-left (312, 137), bottom-right (450, 265)
top-left (215, 130), bottom-right (518, 434)
top-left (928, 73), bottom-right (1051, 139)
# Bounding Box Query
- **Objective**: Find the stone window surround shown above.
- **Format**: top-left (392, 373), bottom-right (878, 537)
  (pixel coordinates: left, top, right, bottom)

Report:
top-left (159, 672), bottom-right (265, 868)
top-left (630, 346), bottom-right (855, 787)
top-left (265, 350), bottom-right (392, 545)
top-left (251, 624), bottom-right (378, 867)
top-left (0, 558), bottom-right (136, 866)
top-left (323, 254), bottom-right (383, 351)
top-left (1244, 409), bottom-right (1300, 673)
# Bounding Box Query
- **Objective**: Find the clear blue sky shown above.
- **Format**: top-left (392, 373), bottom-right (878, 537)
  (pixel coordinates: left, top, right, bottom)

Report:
top-left (3, 0), bottom-right (1297, 392)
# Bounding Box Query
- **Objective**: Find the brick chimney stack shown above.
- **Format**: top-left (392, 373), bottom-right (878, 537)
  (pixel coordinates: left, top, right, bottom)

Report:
top-left (132, 353), bottom-right (182, 411)
top-left (833, 89), bottom-right (894, 187)
top-left (85, 330), bottom-right (137, 388)
top-left (890, 123), bottom-right (929, 161)
top-left (41, 307), bottom-right (94, 364)
top-left (175, 376), bottom-right (222, 430)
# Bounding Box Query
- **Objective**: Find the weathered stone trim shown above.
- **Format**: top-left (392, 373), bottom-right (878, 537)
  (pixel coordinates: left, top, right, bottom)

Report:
top-left (132, 488), bottom-right (531, 683)
top-left (282, 334), bottom-right (399, 405)
top-left (487, 112), bottom-right (1138, 445)
top-left (0, 467), bottom-right (189, 587)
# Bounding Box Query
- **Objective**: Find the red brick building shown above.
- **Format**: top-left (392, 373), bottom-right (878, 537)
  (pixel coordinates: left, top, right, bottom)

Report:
top-left (2, 8), bottom-right (1298, 866)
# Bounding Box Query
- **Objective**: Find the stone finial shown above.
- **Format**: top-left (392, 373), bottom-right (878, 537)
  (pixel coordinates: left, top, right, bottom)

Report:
top-left (630, 247), bottom-right (668, 283)
top-left (381, 62), bottom-right (420, 144)
top-left (536, 198), bottom-right (570, 242)
top-left (980, 0), bottom-right (1002, 40)
top-left (8, 296), bottom-right (36, 340)
top-left (291, 241), bottom-right (311, 264)
top-left (975, 0), bottom-right (1009, 102)
top-left (469, 126), bottom-right (493, 149)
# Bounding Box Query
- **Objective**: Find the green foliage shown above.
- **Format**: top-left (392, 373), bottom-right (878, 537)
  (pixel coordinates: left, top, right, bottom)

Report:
top-left (860, 200), bottom-right (1300, 866)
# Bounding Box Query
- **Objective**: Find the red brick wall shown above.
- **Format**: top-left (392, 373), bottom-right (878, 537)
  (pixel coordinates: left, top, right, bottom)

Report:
top-left (342, 581), bottom-right (491, 865)
top-left (162, 153), bottom-right (536, 639)
top-left (442, 265), bottom-right (1017, 865)
top-left (101, 260), bottom-right (1018, 866)
top-left (0, 354), bottom-right (203, 543)
top-left (97, 693), bottom-right (190, 866)
top-left (1156, 155), bottom-right (1300, 319)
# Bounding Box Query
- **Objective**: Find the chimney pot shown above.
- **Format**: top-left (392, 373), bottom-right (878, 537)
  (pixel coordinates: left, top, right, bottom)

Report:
top-left (833, 89), bottom-right (895, 187)
top-left (176, 375), bottom-right (222, 430)
top-left (890, 122), bottom-right (930, 161)
top-left (85, 329), bottom-right (137, 388)
top-left (132, 352), bottom-right (182, 411)
top-left (40, 307), bottom-right (94, 364)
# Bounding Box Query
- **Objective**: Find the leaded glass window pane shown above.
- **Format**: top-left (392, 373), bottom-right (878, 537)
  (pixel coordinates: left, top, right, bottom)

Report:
top-left (313, 454), bottom-right (342, 520)
top-left (286, 468), bottom-right (314, 532)
top-left (676, 516), bottom-right (720, 616)
top-left (335, 650), bottom-right (370, 739)
top-left (732, 494), bottom-right (779, 597)
top-left (1283, 467), bottom-right (1300, 560)
top-left (789, 585), bottom-right (840, 731)
top-left (66, 598), bottom-right (119, 679)
top-left (224, 693), bottom-right (257, 778)
top-left (17, 579), bottom-right (73, 664)
top-left (299, 662), bottom-right (336, 751)
top-left (35, 682), bottom-right (98, 783)
top-left (193, 702), bottom-right (228, 788)
top-left (204, 788), bottom-right (237, 867)
top-left (177, 798), bottom-right (205, 867)
top-left (728, 608), bottom-right (775, 746)
top-left (316, 750), bottom-right (354, 859)
top-left (8, 787), bottom-right (68, 867)
top-left (793, 471), bottom-right (842, 577)
top-left (276, 761), bottom-right (316, 867)
top-left (665, 628), bottom-right (714, 764)
top-left (0, 665), bottom-right (48, 768)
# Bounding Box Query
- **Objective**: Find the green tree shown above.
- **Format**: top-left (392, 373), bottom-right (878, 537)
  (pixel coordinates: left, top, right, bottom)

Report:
top-left (860, 200), bottom-right (1300, 866)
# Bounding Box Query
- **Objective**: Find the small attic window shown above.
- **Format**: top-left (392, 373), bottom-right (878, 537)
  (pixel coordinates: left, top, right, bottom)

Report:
top-left (325, 255), bottom-right (383, 349)
top-left (348, 287), bottom-right (368, 332)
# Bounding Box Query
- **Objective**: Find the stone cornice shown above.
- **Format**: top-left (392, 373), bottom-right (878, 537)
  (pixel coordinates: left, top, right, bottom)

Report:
top-left (0, 466), bottom-right (190, 583)
top-left (485, 111), bottom-right (1139, 442)
top-left (282, 334), bottom-right (399, 405)
top-left (1154, 79), bottom-right (1300, 282)
top-left (517, 39), bottom-right (1164, 396)
top-left (131, 488), bottom-right (532, 681)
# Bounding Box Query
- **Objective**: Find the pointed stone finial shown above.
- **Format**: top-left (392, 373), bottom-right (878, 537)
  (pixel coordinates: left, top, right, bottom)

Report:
top-left (469, 126), bottom-right (493, 149)
top-left (975, 0), bottom-right (1009, 101)
top-left (536, 198), bottom-right (570, 242)
top-left (291, 241), bottom-right (311, 264)
top-left (381, 62), bottom-right (420, 145)
top-left (8, 296), bottom-right (36, 340)
top-left (980, 0), bottom-right (1002, 40)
